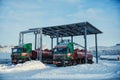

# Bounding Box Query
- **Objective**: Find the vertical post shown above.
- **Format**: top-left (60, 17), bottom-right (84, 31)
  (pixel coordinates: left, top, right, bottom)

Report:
top-left (95, 34), bottom-right (98, 63)
top-left (21, 33), bottom-right (24, 45)
top-left (39, 28), bottom-right (42, 62)
top-left (51, 37), bottom-right (53, 50)
top-left (34, 32), bottom-right (37, 50)
top-left (37, 31), bottom-right (40, 60)
top-left (57, 37), bottom-right (59, 45)
top-left (19, 32), bottom-right (21, 45)
top-left (56, 31), bottom-right (59, 45)
top-left (84, 26), bottom-right (87, 64)
top-left (71, 36), bottom-right (73, 43)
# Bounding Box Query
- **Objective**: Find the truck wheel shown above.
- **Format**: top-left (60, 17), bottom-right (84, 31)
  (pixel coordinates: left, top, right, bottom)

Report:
top-left (62, 60), bottom-right (66, 67)
top-left (73, 60), bottom-right (77, 65)
top-left (88, 59), bottom-right (93, 64)
top-left (69, 60), bottom-right (73, 66)
top-left (16, 60), bottom-right (18, 64)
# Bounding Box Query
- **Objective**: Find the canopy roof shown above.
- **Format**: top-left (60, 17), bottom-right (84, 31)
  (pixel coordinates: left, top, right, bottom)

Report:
top-left (28, 22), bottom-right (102, 38)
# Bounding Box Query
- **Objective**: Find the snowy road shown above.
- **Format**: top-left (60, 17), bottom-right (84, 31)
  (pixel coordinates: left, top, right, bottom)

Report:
top-left (0, 60), bottom-right (120, 80)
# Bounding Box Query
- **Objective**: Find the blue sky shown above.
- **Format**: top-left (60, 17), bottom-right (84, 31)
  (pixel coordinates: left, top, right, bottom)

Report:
top-left (0, 0), bottom-right (120, 48)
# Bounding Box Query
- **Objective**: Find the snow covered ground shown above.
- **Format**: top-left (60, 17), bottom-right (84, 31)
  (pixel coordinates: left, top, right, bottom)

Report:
top-left (0, 52), bottom-right (11, 59)
top-left (0, 52), bottom-right (120, 80)
top-left (0, 60), bottom-right (120, 80)
top-left (0, 61), bottom-right (47, 72)
top-left (100, 55), bottom-right (119, 60)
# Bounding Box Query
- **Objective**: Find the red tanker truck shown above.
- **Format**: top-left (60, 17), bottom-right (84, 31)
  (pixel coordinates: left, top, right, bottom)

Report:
top-left (53, 40), bottom-right (93, 66)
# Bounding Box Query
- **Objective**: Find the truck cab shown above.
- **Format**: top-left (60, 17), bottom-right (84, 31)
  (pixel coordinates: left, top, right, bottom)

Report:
top-left (53, 40), bottom-right (74, 66)
top-left (11, 43), bottom-right (32, 64)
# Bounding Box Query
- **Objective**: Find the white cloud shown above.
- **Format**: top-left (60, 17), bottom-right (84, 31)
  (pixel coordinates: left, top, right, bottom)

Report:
top-left (67, 8), bottom-right (103, 20)
top-left (0, 0), bottom-right (119, 47)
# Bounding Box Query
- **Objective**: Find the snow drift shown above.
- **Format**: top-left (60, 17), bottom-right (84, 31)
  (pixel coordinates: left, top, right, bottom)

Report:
top-left (0, 61), bottom-right (47, 72)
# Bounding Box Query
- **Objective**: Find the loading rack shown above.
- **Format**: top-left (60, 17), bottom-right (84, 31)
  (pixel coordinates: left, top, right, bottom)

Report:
top-left (19, 22), bottom-right (102, 63)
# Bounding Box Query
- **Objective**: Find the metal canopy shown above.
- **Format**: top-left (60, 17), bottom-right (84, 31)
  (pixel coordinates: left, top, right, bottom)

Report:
top-left (29, 22), bottom-right (102, 38)
top-left (20, 21), bottom-right (102, 63)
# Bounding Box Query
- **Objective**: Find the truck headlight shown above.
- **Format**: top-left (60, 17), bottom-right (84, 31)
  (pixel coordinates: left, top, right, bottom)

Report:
top-left (21, 53), bottom-right (27, 56)
top-left (67, 53), bottom-right (72, 57)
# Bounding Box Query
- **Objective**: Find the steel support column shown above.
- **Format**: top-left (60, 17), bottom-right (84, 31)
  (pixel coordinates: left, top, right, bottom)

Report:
top-left (51, 37), bottom-right (53, 50)
top-left (95, 34), bottom-right (98, 63)
top-left (19, 32), bottom-right (21, 45)
top-left (34, 32), bottom-right (37, 50)
top-left (56, 31), bottom-right (59, 45)
top-left (21, 33), bottom-right (24, 45)
top-left (39, 29), bottom-right (42, 62)
top-left (71, 36), bottom-right (73, 43)
top-left (84, 26), bottom-right (87, 64)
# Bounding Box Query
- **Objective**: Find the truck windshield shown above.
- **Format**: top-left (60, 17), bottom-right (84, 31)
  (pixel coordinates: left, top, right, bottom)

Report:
top-left (12, 48), bottom-right (22, 53)
top-left (54, 48), bottom-right (67, 54)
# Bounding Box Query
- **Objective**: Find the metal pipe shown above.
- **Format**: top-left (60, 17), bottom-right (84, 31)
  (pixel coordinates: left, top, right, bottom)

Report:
top-left (84, 26), bottom-right (87, 64)
top-left (95, 34), bottom-right (98, 63)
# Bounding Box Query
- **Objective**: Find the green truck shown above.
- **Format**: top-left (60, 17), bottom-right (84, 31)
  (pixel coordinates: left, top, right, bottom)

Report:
top-left (11, 43), bottom-right (53, 64)
top-left (11, 43), bottom-right (37, 64)
top-left (53, 40), bottom-right (93, 66)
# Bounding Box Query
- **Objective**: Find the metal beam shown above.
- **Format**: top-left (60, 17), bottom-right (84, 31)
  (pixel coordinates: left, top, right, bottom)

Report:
top-left (73, 42), bottom-right (84, 49)
top-left (95, 34), bottom-right (98, 63)
top-left (21, 30), bottom-right (36, 34)
top-left (44, 28), bottom-right (66, 37)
